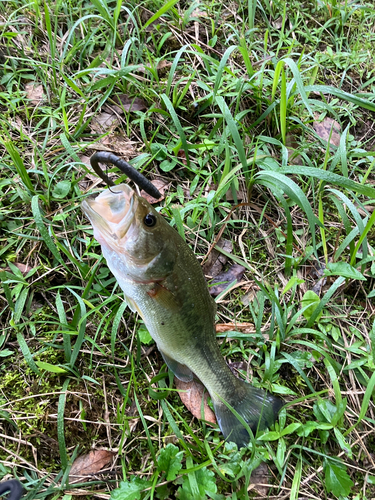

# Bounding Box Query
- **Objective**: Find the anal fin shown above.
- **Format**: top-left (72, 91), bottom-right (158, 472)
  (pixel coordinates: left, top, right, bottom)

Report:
top-left (159, 350), bottom-right (193, 382)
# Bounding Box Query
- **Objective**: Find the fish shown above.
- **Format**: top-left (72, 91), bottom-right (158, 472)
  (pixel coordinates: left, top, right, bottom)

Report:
top-left (82, 184), bottom-right (282, 446)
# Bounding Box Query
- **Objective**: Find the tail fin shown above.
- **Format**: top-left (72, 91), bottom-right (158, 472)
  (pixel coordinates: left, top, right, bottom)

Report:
top-left (213, 381), bottom-right (283, 447)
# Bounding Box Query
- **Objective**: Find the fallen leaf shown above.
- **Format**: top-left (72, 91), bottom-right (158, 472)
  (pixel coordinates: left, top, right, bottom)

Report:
top-left (285, 132), bottom-right (302, 165)
top-left (177, 149), bottom-right (187, 166)
top-left (90, 111), bottom-right (119, 133)
top-left (241, 286), bottom-right (259, 306)
top-left (215, 322), bottom-right (255, 334)
top-left (191, 8), bottom-right (208, 17)
top-left (140, 179), bottom-right (169, 203)
top-left (98, 133), bottom-right (138, 158)
top-left (310, 260), bottom-right (328, 295)
top-left (69, 449), bottom-right (115, 481)
top-left (25, 83), bottom-right (44, 105)
top-left (225, 189), bottom-right (246, 202)
top-left (248, 462), bottom-right (269, 496)
top-left (313, 116), bottom-right (341, 146)
top-left (228, 361), bottom-right (248, 374)
top-left (157, 59), bottom-right (172, 76)
top-left (203, 238), bottom-right (233, 277)
top-left (175, 378), bottom-right (216, 425)
top-left (272, 16), bottom-right (284, 29)
top-left (208, 264), bottom-right (246, 297)
top-left (115, 94), bottom-right (147, 112)
top-left (10, 263), bottom-right (33, 274)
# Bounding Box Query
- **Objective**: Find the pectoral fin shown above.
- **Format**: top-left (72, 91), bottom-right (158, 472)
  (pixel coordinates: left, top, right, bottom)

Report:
top-left (159, 350), bottom-right (193, 382)
top-left (125, 296), bottom-right (145, 319)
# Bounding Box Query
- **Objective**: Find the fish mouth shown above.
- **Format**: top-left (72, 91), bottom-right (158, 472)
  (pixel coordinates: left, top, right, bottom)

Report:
top-left (82, 184), bottom-right (137, 243)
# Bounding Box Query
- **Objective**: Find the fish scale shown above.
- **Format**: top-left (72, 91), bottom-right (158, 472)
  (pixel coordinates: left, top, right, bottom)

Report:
top-left (82, 184), bottom-right (282, 446)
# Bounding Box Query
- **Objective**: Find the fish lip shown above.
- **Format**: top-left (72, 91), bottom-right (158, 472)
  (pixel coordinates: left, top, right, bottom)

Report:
top-left (81, 184), bottom-right (136, 242)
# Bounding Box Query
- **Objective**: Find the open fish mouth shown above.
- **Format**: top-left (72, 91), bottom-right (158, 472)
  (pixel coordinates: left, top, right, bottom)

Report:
top-left (81, 184), bottom-right (137, 242)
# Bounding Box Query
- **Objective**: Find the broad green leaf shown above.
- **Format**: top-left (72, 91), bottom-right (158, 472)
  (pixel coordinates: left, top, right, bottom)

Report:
top-left (280, 423), bottom-right (302, 436)
top-left (159, 159), bottom-right (177, 172)
top-left (296, 421), bottom-right (332, 437)
top-left (324, 459), bottom-right (353, 497)
top-left (36, 361), bottom-right (67, 373)
top-left (333, 428), bottom-right (352, 458)
top-left (0, 349), bottom-right (14, 357)
top-left (138, 325), bottom-right (153, 345)
top-left (282, 276), bottom-right (305, 295)
top-left (157, 443), bottom-right (184, 481)
top-left (257, 431), bottom-right (280, 441)
top-left (52, 180), bottom-right (71, 199)
top-left (177, 467), bottom-right (217, 500)
top-left (324, 262), bottom-right (365, 280)
top-left (301, 291), bottom-right (322, 321)
top-left (110, 477), bottom-right (151, 500)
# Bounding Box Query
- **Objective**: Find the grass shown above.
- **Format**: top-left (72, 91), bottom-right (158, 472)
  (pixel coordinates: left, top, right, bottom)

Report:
top-left (1, 0), bottom-right (375, 498)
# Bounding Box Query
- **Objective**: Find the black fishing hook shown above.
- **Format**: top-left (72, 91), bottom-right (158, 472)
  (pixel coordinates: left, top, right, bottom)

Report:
top-left (90, 152), bottom-right (162, 200)
top-left (0, 480), bottom-right (23, 500)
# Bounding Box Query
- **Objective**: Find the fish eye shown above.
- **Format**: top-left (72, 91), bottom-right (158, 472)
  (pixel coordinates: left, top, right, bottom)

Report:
top-left (143, 213), bottom-right (157, 227)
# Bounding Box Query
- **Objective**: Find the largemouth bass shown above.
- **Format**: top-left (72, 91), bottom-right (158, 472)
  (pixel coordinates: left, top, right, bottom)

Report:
top-left (82, 185), bottom-right (282, 446)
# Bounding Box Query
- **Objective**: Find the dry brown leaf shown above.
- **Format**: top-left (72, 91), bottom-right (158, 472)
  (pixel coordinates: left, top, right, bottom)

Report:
top-left (313, 116), bottom-right (341, 146)
top-left (78, 155), bottom-right (91, 167)
top-left (192, 8), bottom-right (208, 17)
top-left (116, 94), bottom-right (147, 112)
top-left (225, 189), bottom-right (246, 202)
top-left (208, 264), bottom-right (246, 297)
top-left (175, 378), bottom-right (216, 425)
top-left (5, 263), bottom-right (33, 274)
top-left (228, 361), bottom-right (248, 376)
top-left (177, 149), bottom-right (187, 165)
top-left (98, 134), bottom-right (137, 158)
top-left (241, 286), bottom-right (259, 306)
top-left (248, 462), bottom-right (269, 496)
top-left (69, 449), bottom-right (115, 480)
top-left (90, 111), bottom-right (119, 133)
top-left (272, 16), bottom-right (284, 29)
top-left (140, 179), bottom-right (170, 204)
top-left (203, 238), bottom-right (232, 277)
top-left (25, 83), bottom-right (44, 105)
top-left (311, 261), bottom-right (328, 296)
top-left (157, 60), bottom-right (172, 76)
top-left (285, 132), bottom-right (302, 165)
top-left (216, 322), bottom-right (255, 334)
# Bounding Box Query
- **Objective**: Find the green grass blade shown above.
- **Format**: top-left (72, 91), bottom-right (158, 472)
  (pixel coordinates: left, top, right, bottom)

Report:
top-left (57, 378), bottom-right (70, 470)
top-left (142, 0), bottom-right (180, 30)
top-left (350, 208), bottom-right (375, 266)
top-left (215, 96), bottom-right (248, 175)
top-left (280, 67), bottom-right (287, 144)
top-left (3, 140), bottom-right (34, 192)
top-left (279, 166), bottom-right (375, 198)
top-left (16, 332), bottom-right (40, 375)
top-left (32, 195), bottom-right (64, 265)
top-left (161, 94), bottom-right (190, 166)
top-left (305, 85), bottom-right (375, 112)
top-left (255, 171), bottom-right (321, 252)
top-left (56, 291), bottom-right (71, 363)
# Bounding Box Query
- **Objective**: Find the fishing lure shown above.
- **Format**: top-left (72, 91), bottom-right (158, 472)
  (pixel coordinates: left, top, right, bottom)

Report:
top-left (90, 151), bottom-right (162, 200)
top-left (0, 480), bottom-right (23, 500)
